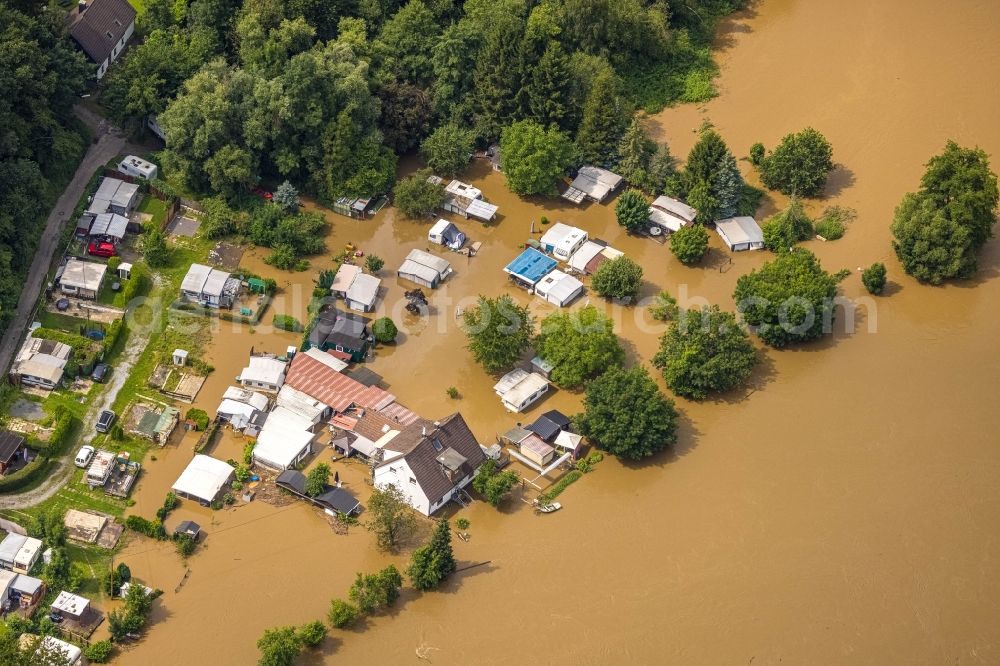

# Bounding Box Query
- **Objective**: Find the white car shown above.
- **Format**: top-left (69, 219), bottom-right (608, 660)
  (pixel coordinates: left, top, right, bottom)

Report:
top-left (75, 445), bottom-right (95, 468)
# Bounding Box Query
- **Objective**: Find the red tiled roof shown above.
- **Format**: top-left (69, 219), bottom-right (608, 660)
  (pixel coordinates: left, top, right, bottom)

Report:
top-left (284, 353), bottom-right (421, 425)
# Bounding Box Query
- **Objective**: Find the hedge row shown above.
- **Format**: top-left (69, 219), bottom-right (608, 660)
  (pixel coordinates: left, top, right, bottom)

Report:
top-left (0, 457), bottom-right (54, 493)
top-left (124, 515), bottom-right (167, 540)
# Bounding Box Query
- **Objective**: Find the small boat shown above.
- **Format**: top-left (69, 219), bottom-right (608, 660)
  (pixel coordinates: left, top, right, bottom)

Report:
top-left (537, 502), bottom-right (561, 514)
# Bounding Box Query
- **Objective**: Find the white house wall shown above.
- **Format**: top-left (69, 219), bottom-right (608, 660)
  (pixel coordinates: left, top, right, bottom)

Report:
top-left (374, 461), bottom-right (431, 516)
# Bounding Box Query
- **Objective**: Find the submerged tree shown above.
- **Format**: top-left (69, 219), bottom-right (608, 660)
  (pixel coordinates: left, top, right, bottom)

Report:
top-left (591, 255), bottom-right (644, 302)
top-left (420, 123), bottom-right (475, 177)
top-left (500, 120), bottom-right (576, 196)
top-left (366, 485), bottom-right (417, 551)
top-left (535, 306), bottom-right (624, 389)
top-left (670, 224), bottom-right (709, 265)
top-left (758, 127), bottom-right (834, 197)
top-left (394, 168), bottom-right (446, 219)
top-left (472, 459), bottom-right (521, 506)
top-left (407, 519), bottom-right (457, 590)
top-left (349, 565), bottom-right (403, 614)
top-left (761, 198), bottom-right (813, 252)
top-left (681, 129), bottom-right (744, 222)
top-left (615, 188), bottom-right (651, 233)
top-left (652, 306), bottom-right (757, 400)
top-left (463, 294), bottom-right (535, 373)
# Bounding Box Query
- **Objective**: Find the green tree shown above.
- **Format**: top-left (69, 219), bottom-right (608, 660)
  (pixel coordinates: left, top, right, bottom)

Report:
top-left (273, 181), bottom-right (299, 212)
top-left (471, 14), bottom-right (526, 140)
top-left (576, 366), bottom-right (679, 461)
top-left (365, 254), bottom-right (385, 273)
top-left (296, 620), bottom-right (327, 647)
top-left (472, 459), bottom-right (521, 506)
top-left (407, 519), bottom-right (457, 590)
top-left (761, 198), bottom-right (813, 251)
top-left (681, 129), bottom-right (744, 221)
top-left (617, 118), bottom-right (657, 189)
top-left (649, 290), bottom-right (679, 321)
top-left (377, 81), bottom-right (434, 153)
top-left (749, 142), bottom-right (765, 166)
top-left (142, 227), bottom-right (170, 268)
top-left (615, 188), bottom-right (651, 233)
top-left (394, 168), bottom-right (446, 218)
top-left (525, 40), bottom-right (575, 131)
top-left (670, 224), bottom-right (709, 264)
top-left (463, 294), bottom-right (535, 373)
top-left (591, 255), bottom-right (643, 302)
top-left (575, 70), bottom-right (627, 164)
top-left (374, 0), bottom-right (441, 87)
top-left (500, 120), bottom-right (576, 196)
top-left (256, 626), bottom-right (302, 666)
top-left (733, 249), bottom-right (841, 347)
top-left (305, 463), bottom-right (330, 497)
top-left (862, 262), bottom-right (887, 295)
top-left (759, 128), bottom-right (835, 197)
top-left (919, 141), bottom-right (999, 249)
top-left (652, 306), bottom-right (757, 400)
top-left (420, 123), bottom-right (475, 177)
top-left (891, 192), bottom-right (974, 284)
top-left (372, 317), bottom-right (398, 343)
top-left (535, 306), bottom-right (624, 389)
top-left (328, 599), bottom-right (360, 628)
top-left (349, 565), bottom-right (404, 614)
top-left (367, 485), bottom-right (417, 551)
top-left (647, 143), bottom-right (677, 194)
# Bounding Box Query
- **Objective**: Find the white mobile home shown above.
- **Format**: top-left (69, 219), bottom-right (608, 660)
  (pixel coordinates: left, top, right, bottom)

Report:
top-left (715, 216), bottom-right (765, 252)
top-left (562, 166), bottom-right (624, 204)
top-left (180, 263), bottom-right (240, 308)
top-left (439, 179), bottom-right (499, 222)
top-left (238, 356), bottom-right (286, 392)
top-left (171, 455), bottom-right (235, 505)
top-left (428, 219), bottom-right (467, 250)
top-left (540, 222), bottom-right (588, 261)
top-left (649, 196), bottom-right (697, 233)
top-left (10, 337), bottom-right (71, 390)
top-left (533, 269), bottom-right (584, 307)
top-left (494, 369), bottom-right (550, 413)
top-left (345, 273), bottom-right (381, 312)
top-left (118, 155), bottom-right (158, 180)
top-left (59, 258), bottom-right (108, 300)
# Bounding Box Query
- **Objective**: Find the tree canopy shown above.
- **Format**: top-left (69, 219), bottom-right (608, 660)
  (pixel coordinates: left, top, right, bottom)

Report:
top-left (500, 120), bottom-right (576, 196)
top-left (463, 294), bottom-right (535, 373)
top-left (615, 189), bottom-right (651, 233)
top-left (591, 255), bottom-right (644, 302)
top-left (576, 366), bottom-right (679, 460)
top-left (761, 198), bottom-right (813, 252)
top-left (535, 306), bottom-right (624, 389)
top-left (394, 168), bottom-right (445, 219)
top-left (758, 128), bottom-right (835, 197)
top-left (407, 519), bottom-right (457, 590)
top-left (366, 485), bottom-right (416, 551)
top-left (891, 142), bottom-right (998, 283)
top-left (733, 249), bottom-right (841, 347)
top-left (471, 458), bottom-right (521, 506)
top-left (670, 224), bottom-right (709, 264)
top-left (420, 123), bottom-right (475, 177)
top-left (677, 129), bottom-right (744, 222)
top-left (652, 306), bottom-right (757, 399)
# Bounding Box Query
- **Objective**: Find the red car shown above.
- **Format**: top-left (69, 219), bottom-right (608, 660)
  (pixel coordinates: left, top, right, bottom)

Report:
top-left (88, 241), bottom-right (117, 258)
top-left (251, 186), bottom-right (273, 200)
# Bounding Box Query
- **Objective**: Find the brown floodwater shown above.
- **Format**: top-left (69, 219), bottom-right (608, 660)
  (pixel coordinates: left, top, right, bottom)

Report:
top-left (116, 1), bottom-right (1000, 663)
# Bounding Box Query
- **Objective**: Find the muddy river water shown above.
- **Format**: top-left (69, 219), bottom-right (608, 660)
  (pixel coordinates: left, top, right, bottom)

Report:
top-left (114, 1), bottom-right (1000, 663)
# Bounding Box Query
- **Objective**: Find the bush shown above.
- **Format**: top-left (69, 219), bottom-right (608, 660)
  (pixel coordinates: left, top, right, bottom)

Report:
top-left (472, 459), bottom-right (520, 507)
top-left (349, 566), bottom-right (403, 614)
top-left (814, 206), bottom-right (855, 241)
top-left (670, 225), bottom-right (709, 264)
top-left (455, 518), bottom-right (470, 530)
top-left (273, 314), bottom-right (302, 332)
top-left (328, 599), bottom-right (359, 629)
top-left (125, 515), bottom-right (167, 540)
top-left (297, 620), bottom-right (327, 647)
top-left (446, 386), bottom-right (459, 399)
top-left (185, 409), bottom-right (209, 431)
top-left (749, 142), bottom-right (765, 166)
top-left (649, 291), bottom-right (679, 321)
top-left (371, 317), bottom-right (397, 344)
top-left (615, 188), bottom-right (651, 233)
top-left (394, 168), bottom-right (445, 219)
top-left (761, 199), bottom-right (813, 251)
top-left (85, 640), bottom-right (114, 663)
top-left (591, 255), bottom-right (644, 302)
top-left (365, 254), bottom-right (384, 273)
top-left (862, 262), bottom-right (887, 295)
top-left (174, 534), bottom-right (196, 558)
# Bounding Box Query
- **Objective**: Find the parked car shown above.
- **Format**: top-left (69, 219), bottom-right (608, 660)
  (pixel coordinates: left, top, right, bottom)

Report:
top-left (91, 363), bottom-right (111, 383)
top-left (75, 445), bottom-right (95, 468)
top-left (88, 241), bottom-right (117, 258)
top-left (96, 410), bottom-right (116, 433)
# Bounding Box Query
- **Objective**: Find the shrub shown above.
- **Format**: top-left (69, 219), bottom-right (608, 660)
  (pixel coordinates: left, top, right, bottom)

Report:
top-left (297, 620), bottom-right (327, 647)
top-left (761, 199), bottom-right (813, 251)
top-left (85, 640), bottom-right (114, 663)
top-left (349, 566), bottom-right (403, 614)
top-left (273, 314), bottom-right (302, 332)
top-left (472, 459), bottom-right (520, 507)
top-left (223, 492), bottom-right (235, 505)
top-left (455, 518), bottom-right (470, 530)
top-left (670, 225), bottom-right (709, 264)
top-left (185, 409), bottom-right (209, 431)
top-left (749, 142), bottom-right (765, 166)
top-left (174, 534), bottom-right (196, 558)
top-left (365, 254), bottom-right (384, 273)
top-left (328, 599), bottom-right (359, 628)
top-left (814, 206), bottom-right (855, 240)
top-left (124, 515), bottom-right (167, 540)
top-left (446, 386), bottom-right (459, 399)
top-left (591, 255), bottom-right (643, 302)
top-left (862, 262), bottom-right (887, 295)
top-left (649, 291), bottom-right (679, 321)
top-left (371, 317), bottom-right (397, 344)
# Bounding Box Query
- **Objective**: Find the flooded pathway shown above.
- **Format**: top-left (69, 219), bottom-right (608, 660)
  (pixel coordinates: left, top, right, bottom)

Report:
top-left (119, 1), bottom-right (1000, 663)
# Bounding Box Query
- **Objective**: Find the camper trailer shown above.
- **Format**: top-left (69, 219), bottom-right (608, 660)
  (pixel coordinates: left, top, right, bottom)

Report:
top-left (428, 219), bottom-right (467, 250)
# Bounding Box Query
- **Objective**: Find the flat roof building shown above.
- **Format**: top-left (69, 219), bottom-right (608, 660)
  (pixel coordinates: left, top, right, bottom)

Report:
top-left (562, 166), bottom-right (623, 204)
top-left (171, 455), bottom-right (235, 505)
top-left (397, 249), bottom-right (453, 289)
top-left (504, 248), bottom-right (557, 289)
top-left (715, 216), bottom-right (765, 252)
top-left (59, 258), bottom-right (108, 299)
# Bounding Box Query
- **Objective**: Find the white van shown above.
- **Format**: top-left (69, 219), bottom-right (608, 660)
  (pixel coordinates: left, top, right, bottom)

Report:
top-left (74, 445), bottom-right (95, 468)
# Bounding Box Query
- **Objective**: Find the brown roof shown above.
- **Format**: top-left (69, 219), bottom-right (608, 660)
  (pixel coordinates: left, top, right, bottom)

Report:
top-left (70, 0), bottom-right (136, 64)
top-left (284, 353), bottom-right (421, 425)
top-left (0, 431), bottom-right (25, 464)
top-left (378, 413), bottom-right (487, 505)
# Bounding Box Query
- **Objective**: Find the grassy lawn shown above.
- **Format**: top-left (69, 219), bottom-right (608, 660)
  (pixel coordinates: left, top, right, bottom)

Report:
top-left (2, 469), bottom-right (128, 525)
top-left (138, 196), bottom-right (168, 229)
top-left (36, 309), bottom-right (92, 333)
top-left (43, 388), bottom-right (91, 421)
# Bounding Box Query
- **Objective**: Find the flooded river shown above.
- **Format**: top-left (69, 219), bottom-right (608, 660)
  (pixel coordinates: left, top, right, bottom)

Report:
top-left (116, 0), bottom-right (1000, 663)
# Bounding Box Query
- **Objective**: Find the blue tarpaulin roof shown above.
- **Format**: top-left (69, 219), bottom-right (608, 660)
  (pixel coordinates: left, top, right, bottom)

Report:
top-left (504, 248), bottom-right (557, 284)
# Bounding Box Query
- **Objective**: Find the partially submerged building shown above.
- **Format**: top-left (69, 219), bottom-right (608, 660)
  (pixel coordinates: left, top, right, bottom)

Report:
top-left (238, 355), bottom-right (287, 392)
top-left (540, 222), bottom-right (588, 261)
top-left (567, 241), bottom-right (624, 275)
top-left (533, 269), bottom-right (584, 307)
top-left (428, 219), bottom-right (467, 250)
top-left (59, 258), bottom-right (108, 299)
top-left (171, 455), bottom-right (235, 505)
top-left (180, 263), bottom-right (240, 308)
top-left (252, 406), bottom-right (316, 471)
top-left (431, 177), bottom-right (499, 222)
top-left (504, 248), bottom-right (557, 291)
top-left (374, 413), bottom-right (487, 516)
top-left (345, 273), bottom-right (381, 313)
top-left (493, 369), bottom-right (550, 413)
top-left (216, 386), bottom-right (269, 433)
top-left (397, 249), bottom-right (454, 289)
top-left (649, 196), bottom-right (697, 234)
top-left (562, 166), bottom-right (623, 204)
top-left (275, 470), bottom-right (361, 515)
top-left (306, 308), bottom-right (372, 362)
top-left (715, 216), bottom-right (765, 252)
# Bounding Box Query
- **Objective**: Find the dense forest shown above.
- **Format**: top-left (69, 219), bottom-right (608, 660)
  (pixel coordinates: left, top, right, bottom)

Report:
top-left (103, 0), bottom-right (744, 202)
top-left (0, 4), bottom-right (90, 335)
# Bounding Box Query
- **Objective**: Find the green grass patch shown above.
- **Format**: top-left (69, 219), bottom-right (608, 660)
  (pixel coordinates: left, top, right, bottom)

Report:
top-left (3, 469), bottom-right (129, 524)
top-left (36, 309), bottom-right (92, 333)
top-left (622, 30), bottom-right (721, 113)
top-left (138, 196), bottom-right (168, 229)
top-left (43, 389), bottom-right (90, 421)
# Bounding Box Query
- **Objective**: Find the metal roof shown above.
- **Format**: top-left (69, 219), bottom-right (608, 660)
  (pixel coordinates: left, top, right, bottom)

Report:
top-left (504, 248), bottom-right (557, 284)
top-left (171, 455), bottom-right (234, 503)
top-left (466, 198), bottom-right (498, 221)
top-left (715, 216), bottom-right (764, 248)
top-left (88, 212), bottom-right (129, 239)
top-left (566, 166), bottom-right (623, 202)
top-left (534, 269), bottom-right (583, 306)
top-left (346, 273), bottom-right (381, 307)
top-left (652, 195), bottom-right (697, 223)
top-left (331, 264), bottom-right (361, 293)
top-left (61, 258), bottom-right (108, 292)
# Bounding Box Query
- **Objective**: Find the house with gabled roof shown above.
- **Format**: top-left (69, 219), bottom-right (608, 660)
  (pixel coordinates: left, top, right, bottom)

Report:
top-left (69, 0), bottom-right (136, 80)
top-left (373, 413), bottom-right (487, 516)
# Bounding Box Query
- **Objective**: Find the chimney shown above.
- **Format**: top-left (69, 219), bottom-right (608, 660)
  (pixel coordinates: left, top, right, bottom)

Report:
top-left (421, 426), bottom-right (426, 436)
top-left (79, 0), bottom-right (87, 12)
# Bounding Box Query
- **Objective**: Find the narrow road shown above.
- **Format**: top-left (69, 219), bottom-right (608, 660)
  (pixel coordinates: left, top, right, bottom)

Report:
top-left (0, 110), bottom-right (126, 375)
